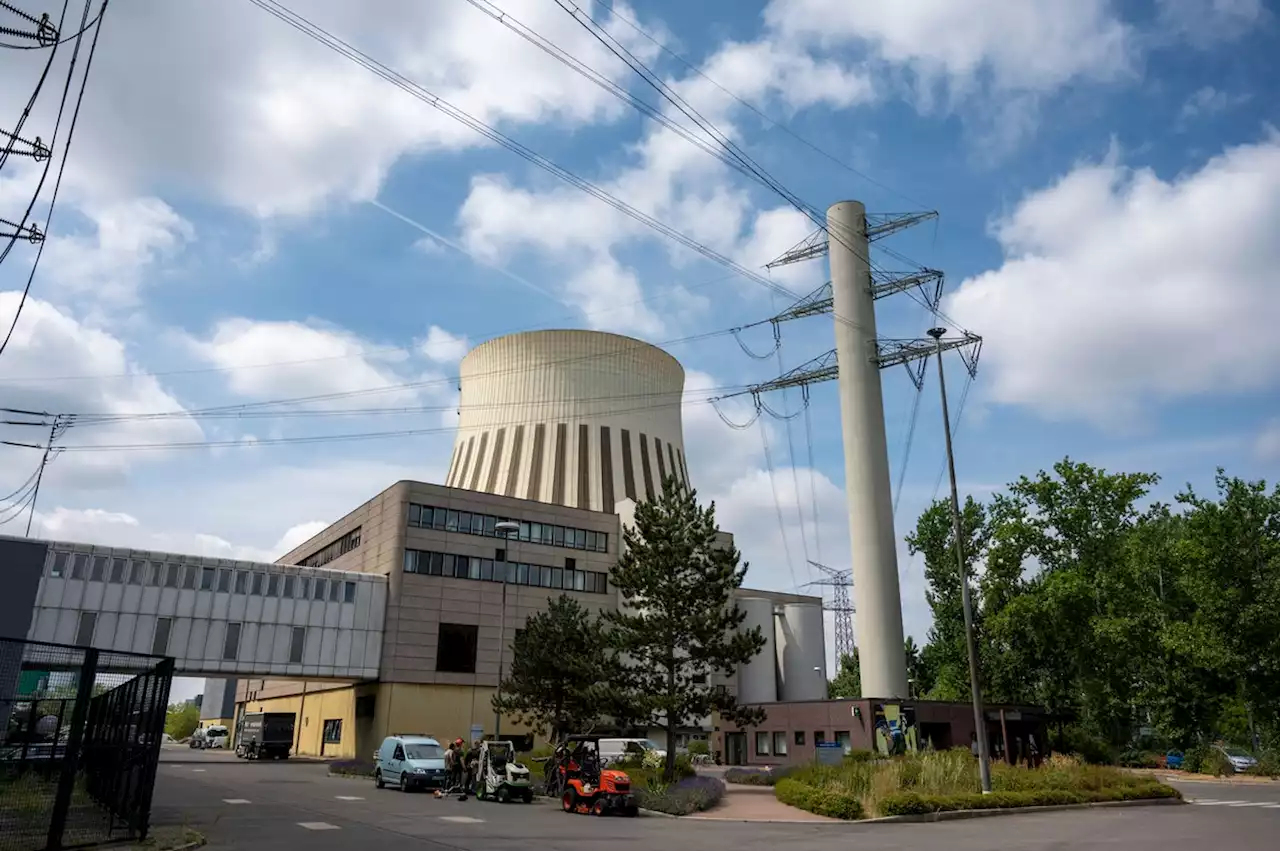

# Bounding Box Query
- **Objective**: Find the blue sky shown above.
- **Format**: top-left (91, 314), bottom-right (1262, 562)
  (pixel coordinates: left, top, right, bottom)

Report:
top-left (2, 0), bottom-right (1278, 703)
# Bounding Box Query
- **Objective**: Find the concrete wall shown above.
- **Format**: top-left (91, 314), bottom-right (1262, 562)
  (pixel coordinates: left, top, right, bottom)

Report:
top-left (24, 539), bottom-right (386, 678)
top-left (200, 678), bottom-right (238, 721)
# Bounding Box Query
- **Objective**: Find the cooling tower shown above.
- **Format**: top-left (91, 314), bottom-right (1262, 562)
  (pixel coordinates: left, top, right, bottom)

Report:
top-left (776, 602), bottom-right (827, 701)
top-left (735, 596), bottom-right (778, 704)
top-left (446, 330), bottom-right (689, 512)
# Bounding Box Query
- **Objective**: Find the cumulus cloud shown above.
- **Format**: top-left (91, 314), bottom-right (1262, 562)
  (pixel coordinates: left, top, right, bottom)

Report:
top-left (418, 325), bottom-right (470, 364)
top-left (185, 318), bottom-right (427, 406)
top-left (1179, 86), bottom-right (1251, 123)
top-left (0, 0), bottom-right (665, 219)
top-left (945, 135), bottom-right (1280, 428)
top-left (0, 293), bottom-right (202, 489)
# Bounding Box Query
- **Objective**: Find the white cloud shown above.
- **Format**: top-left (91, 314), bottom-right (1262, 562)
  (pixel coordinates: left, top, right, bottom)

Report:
top-left (1155, 0), bottom-right (1267, 48)
top-left (1256, 420), bottom-right (1280, 462)
top-left (946, 135), bottom-right (1280, 428)
top-left (0, 292), bottom-right (202, 489)
top-left (186, 318), bottom-right (425, 406)
top-left (765, 0), bottom-right (1133, 95)
top-left (412, 235), bottom-right (445, 256)
top-left (1179, 86), bottom-right (1251, 122)
top-left (0, 0), bottom-right (665, 219)
top-left (418, 325), bottom-right (470, 364)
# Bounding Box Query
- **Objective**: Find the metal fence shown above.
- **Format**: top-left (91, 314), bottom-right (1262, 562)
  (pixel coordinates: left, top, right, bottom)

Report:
top-left (0, 638), bottom-right (173, 851)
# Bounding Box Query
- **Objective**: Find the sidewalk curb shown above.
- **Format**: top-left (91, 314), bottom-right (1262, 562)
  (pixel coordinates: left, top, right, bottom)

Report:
top-left (1157, 774), bottom-right (1278, 785)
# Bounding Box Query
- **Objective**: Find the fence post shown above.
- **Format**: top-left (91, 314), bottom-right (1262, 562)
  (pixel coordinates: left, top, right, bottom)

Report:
top-left (47, 647), bottom-right (98, 851)
top-left (135, 658), bottom-right (174, 841)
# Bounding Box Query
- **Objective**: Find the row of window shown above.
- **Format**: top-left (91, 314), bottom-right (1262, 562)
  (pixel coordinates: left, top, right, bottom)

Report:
top-left (402, 548), bottom-right (609, 595)
top-left (49, 552), bottom-right (358, 604)
top-left (754, 730), bottom-right (854, 757)
top-left (407, 503), bottom-right (608, 554)
top-left (74, 610), bottom-right (308, 664)
top-left (298, 527), bottom-right (362, 568)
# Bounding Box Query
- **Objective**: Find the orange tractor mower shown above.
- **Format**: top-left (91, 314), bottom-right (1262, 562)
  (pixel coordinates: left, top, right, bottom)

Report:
top-left (553, 735), bottom-right (639, 817)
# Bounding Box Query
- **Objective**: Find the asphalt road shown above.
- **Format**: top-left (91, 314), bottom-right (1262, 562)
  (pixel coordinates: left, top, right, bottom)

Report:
top-left (151, 748), bottom-right (1279, 850)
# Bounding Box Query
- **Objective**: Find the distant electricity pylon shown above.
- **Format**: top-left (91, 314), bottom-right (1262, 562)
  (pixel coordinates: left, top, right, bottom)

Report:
top-left (804, 560), bottom-right (855, 662)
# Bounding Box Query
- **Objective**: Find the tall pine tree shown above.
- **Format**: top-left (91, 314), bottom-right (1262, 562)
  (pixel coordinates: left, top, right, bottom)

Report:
top-left (606, 475), bottom-right (767, 781)
top-left (491, 595), bottom-right (623, 742)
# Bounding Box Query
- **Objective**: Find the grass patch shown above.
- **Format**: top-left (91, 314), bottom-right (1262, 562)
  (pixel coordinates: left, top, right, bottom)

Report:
top-left (775, 749), bottom-right (1181, 820)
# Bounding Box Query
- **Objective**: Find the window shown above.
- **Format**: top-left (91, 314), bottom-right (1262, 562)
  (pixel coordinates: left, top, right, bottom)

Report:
top-left (755, 731), bottom-right (770, 756)
top-left (251, 572), bottom-right (264, 595)
top-left (182, 564), bottom-right (196, 589)
top-left (322, 719), bottom-right (342, 744)
top-left (223, 622), bottom-right (242, 660)
top-left (795, 731), bottom-right (806, 746)
top-left (298, 578), bottom-right (310, 599)
top-left (495, 547), bottom-right (506, 563)
top-left (288, 627), bottom-right (306, 664)
top-left (234, 571), bottom-right (248, 595)
top-left (50, 552), bottom-right (68, 577)
top-left (148, 562), bottom-right (164, 587)
top-left (408, 503), bottom-right (421, 526)
top-left (329, 580), bottom-right (340, 602)
top-left (470, 514), bottom-right (484, 535)
top-left (109, 558), bottom-right (126, 583)
top-left (436, 623), bottom-right (478, 673)
top-left (90, 556), bottom-right (107, 582)
top-left (152, 618), bottom-right (172, 656)
top-left (403, 550), bottom-right (420, 573)
top-left (314, 579), bottom-right (327, 600)
top-left (70, 554), bottom-right (87, 580)
top-left (814, 731), bottom-right (826, 745)
top-left (393, 744), bottom-right (406, 761)
top-left (127, 560), bottom-right (144, 585)
top-left (296, 527), bottom-right (363, 568)
top-left (200, 567), bottom-right (216, 590)
top-left (835, 731), bottom-right (851, 755)
top-left (400, 548), bottom-right (610, 594)
top-left (343, 581), bottom-right (356, 603)
top-left (165, 564), bottom-right (180, 588)
top-left (266, 574), bottom-right (279, 597)
top-left (75, 612), bottom-right (97, 646)
top-left (215, 569), bottom-right (230, 593)
top-left (773, 731), bottom-right (788, 756)
top-left (282, 575), bottom-right (295, 597)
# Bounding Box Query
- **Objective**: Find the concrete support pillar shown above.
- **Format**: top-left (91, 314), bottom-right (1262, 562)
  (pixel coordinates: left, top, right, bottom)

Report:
top-left (827, 200), bottom-right (909, 699)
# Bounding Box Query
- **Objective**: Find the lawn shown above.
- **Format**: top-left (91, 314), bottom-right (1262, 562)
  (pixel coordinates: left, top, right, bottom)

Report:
top-left (774, 750), bottom-right (1181, 820)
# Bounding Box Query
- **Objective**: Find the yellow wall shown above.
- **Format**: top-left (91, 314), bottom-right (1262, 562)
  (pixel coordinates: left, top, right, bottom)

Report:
top-left (198, 718), bottom-right (233, 730)
top-left (238, 684), bottom-right (357, 759)
top-left (239, 682), bottom-right (537, 761)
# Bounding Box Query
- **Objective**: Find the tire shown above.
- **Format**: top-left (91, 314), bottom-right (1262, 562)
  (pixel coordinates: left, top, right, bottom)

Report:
top-left (497, 786), bottom-right (509, 804)
top-left (375, 770), bottom-right (385, 789)
top-left (625, 804), bottom-right (639, 818)
top-left (523, 789), bottom-right (533, 804)
top-left (561, 789), bottom-right (577, 813)
top-left (400, 774), bottom-right (410, 793)
top-left (592, 798), bottom-right (607, 817)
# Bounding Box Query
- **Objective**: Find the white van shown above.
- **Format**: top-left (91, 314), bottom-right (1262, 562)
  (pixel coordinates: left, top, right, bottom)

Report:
top-left (599, 738), bottom-right (666, 765)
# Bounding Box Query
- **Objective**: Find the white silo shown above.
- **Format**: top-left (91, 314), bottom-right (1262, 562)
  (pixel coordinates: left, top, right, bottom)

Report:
top-left (776, 602), bottom-right (827, 701)
top-left (735, 596), bottom-right (778, 704)
top-left (447, 330), bottom-right (689, 511)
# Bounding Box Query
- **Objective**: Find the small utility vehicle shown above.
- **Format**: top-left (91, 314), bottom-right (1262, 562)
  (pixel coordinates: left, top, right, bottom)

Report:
top-left (475, 740), bottom-right (533, 803)
top-left (555, 735), bottom-right (638, 817)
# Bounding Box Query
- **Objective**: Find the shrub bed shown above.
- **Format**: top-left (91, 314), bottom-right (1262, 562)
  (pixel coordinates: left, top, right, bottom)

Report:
top-left (775, 778), bottom-right (864, 819)
top-left (724, 766), bottom-right (793, 786)
top-left (635, 776), bottom-right (726, 816)
top-left (880, 783), bottom-right (1180, 816)
top-left (772, 749), bottom-right (1181, 820)
top-left (329, 759), bottom-right (375, 778)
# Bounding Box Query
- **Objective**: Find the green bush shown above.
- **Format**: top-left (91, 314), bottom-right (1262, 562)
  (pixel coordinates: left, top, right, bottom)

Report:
top-left (844, 749), bottom-right (875, 764)
top-left (775, 778), bottom-right (865, 820)
top-left (687, 740), bottom-right (710, 756)
top-left (1118, 749), bottom-right (1162, 769)
top-left (1182, 745), bottom-right (1208, 773)
top-left (1245, 752), bottom-right (1279, 778)
top-left (1200, 749), bottom-right (1234, 777)
top-left (635, 776), bottom-right (725, 815)
top-left (879, 783), bottom-right (1179, 816)
top-left (1058, 725), bottom-right (1115, 765)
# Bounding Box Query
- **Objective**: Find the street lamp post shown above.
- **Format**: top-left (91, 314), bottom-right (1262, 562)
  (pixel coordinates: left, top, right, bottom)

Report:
top-left (927, 327), bottom-right (992, 794)
top-left (494, 520), bottom-right (520, 741)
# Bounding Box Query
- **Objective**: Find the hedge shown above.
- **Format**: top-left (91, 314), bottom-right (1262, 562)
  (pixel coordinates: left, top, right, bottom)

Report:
top-left (879, 782), bottom-right (1181, 816)
top-left (724, 767), bottom-right (791, 786)
top-left (774, 778), bottom-right (864, 820)
top-left (329, 759), bottom-right (375, 778)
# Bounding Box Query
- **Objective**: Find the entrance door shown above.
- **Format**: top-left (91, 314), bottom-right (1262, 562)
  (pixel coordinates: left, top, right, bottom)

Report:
top-left (725, 732), bottom-right (747, 766)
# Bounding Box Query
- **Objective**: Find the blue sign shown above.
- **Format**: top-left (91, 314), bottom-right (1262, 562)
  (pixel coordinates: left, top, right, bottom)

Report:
top-left (815, 741), bottom-right (843, 765)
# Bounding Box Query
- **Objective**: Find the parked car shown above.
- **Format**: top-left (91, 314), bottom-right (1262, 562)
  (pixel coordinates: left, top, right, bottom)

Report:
top-left (1216, 745), bottom-right (1258, 773)
top-left (1164, 750), bottom-right (1184, 770)
top-left (598, 738), bottom-right (666, 766)
top-left (373, 735), bottom-right (447, 792)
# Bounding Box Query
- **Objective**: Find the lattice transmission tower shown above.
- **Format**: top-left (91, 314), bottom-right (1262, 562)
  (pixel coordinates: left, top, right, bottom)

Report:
top-left (803, 560), bottom-right (855, 662)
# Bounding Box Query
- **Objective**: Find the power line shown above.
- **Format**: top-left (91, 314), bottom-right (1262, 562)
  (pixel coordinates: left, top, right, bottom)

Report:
top-left (244, 0), bottom-right (798, 303)
top-left (0, 0), bottom-right (108, 360)
top-left (757, 415), bottom-right (799, 592)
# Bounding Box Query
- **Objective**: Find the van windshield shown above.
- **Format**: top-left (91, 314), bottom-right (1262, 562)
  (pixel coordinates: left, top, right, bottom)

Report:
top-left (404, 744), bottom-right (443, 760)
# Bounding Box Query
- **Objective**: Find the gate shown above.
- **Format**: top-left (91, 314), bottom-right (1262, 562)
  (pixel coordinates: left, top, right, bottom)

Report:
top-left (0, 638), bottom-right (173, 851)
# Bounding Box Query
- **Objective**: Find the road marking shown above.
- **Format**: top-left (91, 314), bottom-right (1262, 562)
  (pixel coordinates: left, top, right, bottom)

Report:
top-left (1228, 801), bottom-right (1273, 807)
top-left (1193, 800), bottom-right (1245, 805)
top-left (192, 769), bottom-right (206, 773)
top-left (298, 822), bottom-right (340, 830)
top-left (438, 816), bottom-right (484, 824)
top-left (335, 796), bottom-right (364, 801)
